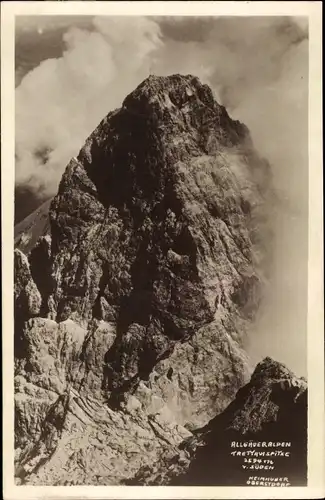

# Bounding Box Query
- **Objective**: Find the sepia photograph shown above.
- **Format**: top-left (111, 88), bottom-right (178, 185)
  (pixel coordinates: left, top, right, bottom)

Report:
top-left (2, 1), bottom-right (324, 499)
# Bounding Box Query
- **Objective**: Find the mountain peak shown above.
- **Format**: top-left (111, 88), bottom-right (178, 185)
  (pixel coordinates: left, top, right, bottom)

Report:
top-left (123, 73), bottom-right (215, 110)
top-left (14, 74), bottom-right (283, 486)
top-left (120, 73), bottom-right (249, 149)
top-left (252, 356), bottom-right (307, 388)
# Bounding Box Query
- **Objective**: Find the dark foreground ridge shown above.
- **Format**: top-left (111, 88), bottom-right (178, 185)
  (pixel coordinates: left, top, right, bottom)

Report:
top-left (14, 74), bottom-right (305, 486)
top-left (127, 357), bottom-right (307, 486)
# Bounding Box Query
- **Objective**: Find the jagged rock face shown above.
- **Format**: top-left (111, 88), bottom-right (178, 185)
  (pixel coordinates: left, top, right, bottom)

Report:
top-left (14, 249), bottom-right (42, 319)
top-left (130, 319), bottom-right (250, 428)
top-left (15, 385), bottom-right (193, 485)
top-left (14, 74), bottom-right (273, 484)
top-left (14, 249), bottom-right (42, 361)
top-left (130, 358), bottom-right (307, 486)
top-left (46, 74), bottom-right (268, 398)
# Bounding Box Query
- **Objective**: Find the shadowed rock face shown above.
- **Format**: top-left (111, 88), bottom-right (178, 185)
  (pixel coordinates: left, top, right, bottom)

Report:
top-left (13, 74), bottom-right (286, 486)
top-left (176, 357), bottom-right (308, 486)
top-left (129, 357), bottom-right (307, 486)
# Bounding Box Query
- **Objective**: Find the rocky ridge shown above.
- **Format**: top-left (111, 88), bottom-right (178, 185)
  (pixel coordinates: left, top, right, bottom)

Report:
top-left (128, 357), bottom-right (307, 485)
top-left (13, 74), bottom-right (300, 486)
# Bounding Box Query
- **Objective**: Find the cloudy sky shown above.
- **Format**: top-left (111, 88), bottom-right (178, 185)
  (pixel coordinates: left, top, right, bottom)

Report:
top-left (15, 15), bottom-right (309, 376)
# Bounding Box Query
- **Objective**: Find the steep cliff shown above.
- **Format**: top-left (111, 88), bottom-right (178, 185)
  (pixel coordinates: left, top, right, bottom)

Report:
top-left (14, 74), bottom-right (278, 485)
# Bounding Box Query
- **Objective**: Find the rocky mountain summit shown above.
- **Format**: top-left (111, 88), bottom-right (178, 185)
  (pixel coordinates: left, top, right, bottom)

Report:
top-left (14, 74), bottom-right (306, 485)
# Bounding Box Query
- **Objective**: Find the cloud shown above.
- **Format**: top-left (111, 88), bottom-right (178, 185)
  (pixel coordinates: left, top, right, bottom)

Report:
top-left (15, 16), bottom-right (162, 194)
